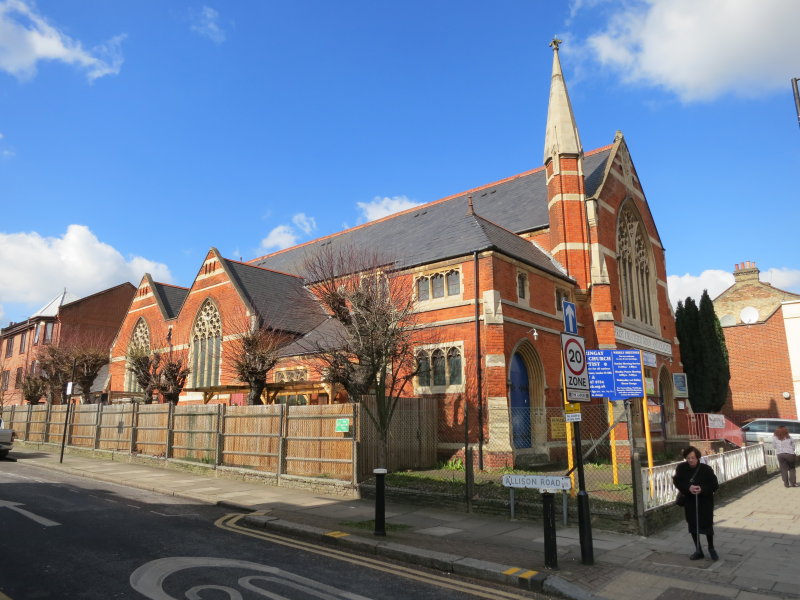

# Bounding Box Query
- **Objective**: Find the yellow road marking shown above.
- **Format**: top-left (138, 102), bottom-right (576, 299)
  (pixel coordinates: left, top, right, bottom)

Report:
top-left (518, 570), bottom-right (539, 579)
top-left (503, 567), bottom-right (521, 575)
top-left (325, 530), bottom-right (350, 538)
top-left (215, 514), bottom-right (535, 600)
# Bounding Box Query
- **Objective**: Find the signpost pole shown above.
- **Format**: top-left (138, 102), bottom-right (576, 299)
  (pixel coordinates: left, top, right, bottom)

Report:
top-left (639, 352), bottom-right (655, 498)
top-left (608, 399), bottom-right (619, 485)
top-left (542, 492), bottom-right (558, 569)
top-left (573, 418), bottom-right (594, 565)
top-left (562, 369), bottom-right (576, 494)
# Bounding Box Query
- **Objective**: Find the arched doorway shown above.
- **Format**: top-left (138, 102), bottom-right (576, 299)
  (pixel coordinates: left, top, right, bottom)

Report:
top-left (510, 354), bottom-right (531, 449)
top-left (508, 342), bottom-right (547, 457)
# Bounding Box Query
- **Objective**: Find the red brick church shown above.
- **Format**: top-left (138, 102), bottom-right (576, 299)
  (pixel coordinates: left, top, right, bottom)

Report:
top-left (108, 42), bottom-right (683, 464)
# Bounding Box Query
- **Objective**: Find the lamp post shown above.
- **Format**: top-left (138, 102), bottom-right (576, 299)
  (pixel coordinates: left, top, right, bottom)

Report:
top-left (792, 78), bottom-right (800, 129)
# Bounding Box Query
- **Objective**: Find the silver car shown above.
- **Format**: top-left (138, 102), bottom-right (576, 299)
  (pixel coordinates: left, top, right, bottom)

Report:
top-left (741, 418), bottom-right (800, 446)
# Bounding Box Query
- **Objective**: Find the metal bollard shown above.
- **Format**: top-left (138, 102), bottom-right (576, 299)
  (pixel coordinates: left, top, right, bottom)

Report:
top-left (542, 491), bottom-right (558, 569)
top-left (374, 468), bottom-right (387, 536)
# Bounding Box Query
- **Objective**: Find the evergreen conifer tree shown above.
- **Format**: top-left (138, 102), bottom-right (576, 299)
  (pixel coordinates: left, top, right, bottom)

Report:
top-left (674, 291), bottom-right (730, 412)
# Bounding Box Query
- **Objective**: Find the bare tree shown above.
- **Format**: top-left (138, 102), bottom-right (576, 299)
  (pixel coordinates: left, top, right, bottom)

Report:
top-left (302, 245), bottom-right (422, 468)
top-left (160, 347), bottom-right (190, 405)
top-left (126, 341), bottom-right (190, 405)
top-left (22, 374), bottom-right (47, 405)
top-left (224, 309), bottom-right (290, 405)
top-left (37, 344), bottom-right (72, 404)
top-left (62, 331), bottom-right (111, 404)
top-left (127, 345), bottom-right (159, 403)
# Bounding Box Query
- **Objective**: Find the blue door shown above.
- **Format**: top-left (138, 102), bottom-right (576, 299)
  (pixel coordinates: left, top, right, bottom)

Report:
top-left (509, 353), bottom-right (531, 449)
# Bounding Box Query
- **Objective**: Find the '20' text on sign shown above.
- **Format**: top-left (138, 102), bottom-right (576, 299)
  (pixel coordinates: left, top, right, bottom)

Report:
top-left (561, 333), bottom-right (590, 402)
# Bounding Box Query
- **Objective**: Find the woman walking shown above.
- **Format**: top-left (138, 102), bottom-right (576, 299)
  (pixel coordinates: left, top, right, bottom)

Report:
top-left (673, 446), bottom-right (719, 561)
top-left (773, 426), bottom-right (797, 487)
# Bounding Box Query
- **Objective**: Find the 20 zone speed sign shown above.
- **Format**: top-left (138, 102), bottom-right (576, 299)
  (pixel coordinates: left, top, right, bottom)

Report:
top-left (561, 333), bottom-right (590, 402)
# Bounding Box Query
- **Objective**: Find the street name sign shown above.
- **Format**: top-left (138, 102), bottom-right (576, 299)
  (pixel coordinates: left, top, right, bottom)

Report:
top-left (561, 333), bottom-right (590, 402)
top-left (502, 474), bottom-right (571, 490)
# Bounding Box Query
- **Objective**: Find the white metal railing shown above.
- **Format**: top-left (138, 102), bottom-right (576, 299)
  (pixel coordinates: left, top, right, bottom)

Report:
top-left (642, 444), bottom-right (770, 511)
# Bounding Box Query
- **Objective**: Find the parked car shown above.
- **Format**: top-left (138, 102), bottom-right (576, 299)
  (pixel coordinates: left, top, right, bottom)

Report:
top-left (0, 417), bottom-right (15, 459)
top-left (741, 418), bottom-right (800, 446)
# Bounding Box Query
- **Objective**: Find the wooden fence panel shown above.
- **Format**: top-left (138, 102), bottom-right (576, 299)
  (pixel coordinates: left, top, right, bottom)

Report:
top-left (135, 404), bottom-right (169, 457)
top-left (27, 406), bottom-right (49, 442)
top-left (358, 397), bottom-right (438, 480)
top-left (221, 405), bottom-right (282, 473)
top-left (97, 405), bottom-right (134, 451)
top-left (46, 405), bottom-right (69, 443)
top-left (71, 405), bottom-right (99, 448)
top-left (285, 404), bottom-right (355, 480)
top-left (172, 405), bottom-right (218, 463)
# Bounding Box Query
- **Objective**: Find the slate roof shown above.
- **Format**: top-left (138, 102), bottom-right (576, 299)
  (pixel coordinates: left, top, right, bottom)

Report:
top-left (252, 147), bottom-right (611, 280)
top-left (277, 317), bottom-right (347, 357)
top-left (223, 259), bottom-right (328, 335)
top-left (152, 283), bottom-right (189, 320)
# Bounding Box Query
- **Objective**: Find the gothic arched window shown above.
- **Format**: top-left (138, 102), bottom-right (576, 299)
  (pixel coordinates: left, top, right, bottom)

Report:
top-left (125, 318), bottom-right (151, 392)
top-left (191, 300), bottom-right (222, 388)
top-left (617, 204), bottom-right (655, 326)
top-left (416, 351), bottom-right (431, 387)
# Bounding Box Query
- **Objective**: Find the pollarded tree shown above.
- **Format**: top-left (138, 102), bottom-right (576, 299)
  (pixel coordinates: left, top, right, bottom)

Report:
top-left (22, 374), bottom-right (47, 405)
top-left (302, 245), bottom-right (423, 468)
top-left (159, 349), bottom-right (190, 405)
top-left (225, 310), bottom-right (288, 405)
top-left (37, 344), bottom-right (72, 404)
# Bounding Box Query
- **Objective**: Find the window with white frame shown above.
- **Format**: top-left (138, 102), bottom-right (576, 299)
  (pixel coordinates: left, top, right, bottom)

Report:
top-left (191, 299), bottom-right (222, 388)
top-left (415, 344), bottom-right (464, 391)
top-left (416, 269), bottom-right (461, 302)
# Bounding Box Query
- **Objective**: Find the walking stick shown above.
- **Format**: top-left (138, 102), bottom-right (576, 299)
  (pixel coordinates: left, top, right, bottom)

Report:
top-left (694, 492), bottom-right (701, 555)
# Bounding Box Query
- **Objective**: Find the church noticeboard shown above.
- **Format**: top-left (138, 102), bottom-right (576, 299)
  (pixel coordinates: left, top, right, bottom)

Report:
top-left (672, 373), bottom-right (689, 397)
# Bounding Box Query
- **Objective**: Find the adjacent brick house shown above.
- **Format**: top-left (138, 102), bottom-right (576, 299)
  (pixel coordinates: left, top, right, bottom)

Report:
top-left (713, 261), bottom-right (800, 422)
top-left (0, 283), bottom-right (136, 405)
top-left (108, 43), bottom-right (683, 464)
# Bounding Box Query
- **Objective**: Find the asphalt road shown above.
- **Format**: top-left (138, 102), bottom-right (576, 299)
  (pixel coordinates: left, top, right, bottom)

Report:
top-left (0, 457), bottom-right (545, 600)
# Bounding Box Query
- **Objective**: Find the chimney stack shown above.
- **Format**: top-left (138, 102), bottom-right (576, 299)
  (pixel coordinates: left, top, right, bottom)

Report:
top-left (733, 261), bottom-right (760, 283)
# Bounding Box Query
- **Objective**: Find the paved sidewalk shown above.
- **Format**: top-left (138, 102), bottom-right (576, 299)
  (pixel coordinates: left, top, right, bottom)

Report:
top-left (2, 446), bottom-right (798, 600)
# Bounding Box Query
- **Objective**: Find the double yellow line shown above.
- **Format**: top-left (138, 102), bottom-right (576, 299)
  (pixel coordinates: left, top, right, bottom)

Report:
top-left (214, 513), bottom-right (537, 600)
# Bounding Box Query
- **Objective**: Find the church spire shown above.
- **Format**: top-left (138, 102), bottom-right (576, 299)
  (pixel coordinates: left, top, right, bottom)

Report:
top-left (543, 38), bottom-right (582, 164)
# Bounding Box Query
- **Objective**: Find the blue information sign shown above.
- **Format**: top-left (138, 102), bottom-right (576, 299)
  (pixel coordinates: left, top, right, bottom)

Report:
top-left (562, 300), bottom-right (578, 334)
top-left (586, 349), bottom-right (644, 400)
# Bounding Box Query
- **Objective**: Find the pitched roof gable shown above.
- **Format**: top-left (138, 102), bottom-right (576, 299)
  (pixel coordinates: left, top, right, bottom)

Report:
top-left (222, 259), bottom-right (328, 335)
top-left (151, 281), bottom-right (189, 320)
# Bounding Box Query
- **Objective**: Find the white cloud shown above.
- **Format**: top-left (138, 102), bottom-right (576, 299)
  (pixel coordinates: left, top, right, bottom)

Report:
top-left (2, 149), bottom-right (14, 159)
top-left (260, 225), bottom-right (298, 251)
top-left (762, 267), bottom-right (800, 293)
top-left (356, 195), bottom-right (423, 222)
top-left (0, 224), bottom-right (172, 315)
top-left (0, 0), bottom-right (125, 82)
top-left (190, 6), bottom-right (226, 44)
top-left (583, 0), bottom-right (800, 101)
top-left (292, 213), bottom-right (316, 235)
top-left (667, 269), bottom-right (734, 308)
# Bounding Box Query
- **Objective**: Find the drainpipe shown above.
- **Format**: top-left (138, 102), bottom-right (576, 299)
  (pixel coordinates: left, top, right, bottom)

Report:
top-left (474, 251), bottom-right (484, 470)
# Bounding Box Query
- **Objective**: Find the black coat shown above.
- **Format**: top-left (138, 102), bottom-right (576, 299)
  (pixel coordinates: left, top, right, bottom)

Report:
top-left (673, 461), bottom-right (719, 535)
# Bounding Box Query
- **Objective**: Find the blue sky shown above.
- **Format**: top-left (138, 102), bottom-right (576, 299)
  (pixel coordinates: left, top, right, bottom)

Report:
top-left (1, 0), bottom-right (799, 325)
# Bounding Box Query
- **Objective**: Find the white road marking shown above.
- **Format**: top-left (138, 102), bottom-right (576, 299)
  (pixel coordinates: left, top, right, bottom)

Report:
top-left (130, 557), bottom-right (373, 600)
top-left (0, 500), bottom-right (60, 527)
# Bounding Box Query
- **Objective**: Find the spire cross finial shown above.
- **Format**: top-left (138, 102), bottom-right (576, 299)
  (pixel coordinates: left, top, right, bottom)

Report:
top-left (550, 37), bottom-right (562, 51)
